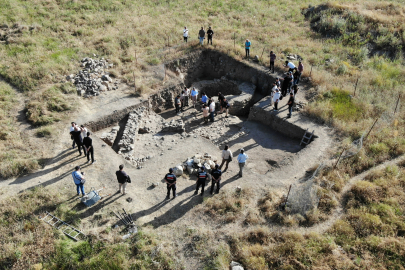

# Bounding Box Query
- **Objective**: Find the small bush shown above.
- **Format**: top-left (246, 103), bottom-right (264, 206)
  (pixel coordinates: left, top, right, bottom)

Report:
top-left (350, 180), bottom-right (381, 204)
top-left (36, 126), bottom-right (54, 138)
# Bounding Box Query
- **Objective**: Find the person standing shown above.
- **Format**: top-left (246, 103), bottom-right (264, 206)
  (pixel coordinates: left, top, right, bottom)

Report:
top-left (293, 85), bottom-right (299, 96)
top-left (273, 88), bottom-right (280, 111)
top-left (175, 95), bottom-right (181, 114)
top-left (210, 164), bottom-right (222, 194)
top-left (72, 166), bottom-right (85, 197)
top-left (202, 104), bottom-right (209, 124)
top-left (287, 92), bottom-right (295, 118)
top-left (180, 90), bottom-right (186, 111)
top-left (237, 149), bottom-right (248, 177)
top-left (183, 27), bottom-right (189, 43)
top-left (71, 126), bottom-right (86, 156)
top-left (275, 77), bottom-right (281, 89)
top-left (191, 87), bottom-right (198, 108)
top-left (207, 26), bottom-right (214, 45)
top-left (70, 122), bottom-right (77, 149)
top-left (201, 92), bottom-right (208, 105)
top-left (198, 27), bottom-right (205, 45)
top-left (245, 39), bottom-right (251, 58)
top-left (209, 99), bottom-right (215, 122)
top-left (194, 166), bottom-right (207, 196)
top-left (165, 168), bottom-right (177, 199)
top-left (219, 145), bottom-right (232, 172)
top-left (293, 68), bottom-right (301, 86)
top-left (184, 87), bottom-right (190, 106)
top-left (83, 132), bottom-right (96, 164)
top-left (281, 74), bottom-right (291, 97)
top-left (270, 51), bottom-right (276, 73)
top-left (80, 125), bottom-right (88, 141)
top-left (220, 98), bottom-right (230, 118)
top-left (298, 61), bottom-right (304, 74)
top-left (284, 61), bottom-right (296, 72)
top-left (116, 164), bottom-right (130, 195)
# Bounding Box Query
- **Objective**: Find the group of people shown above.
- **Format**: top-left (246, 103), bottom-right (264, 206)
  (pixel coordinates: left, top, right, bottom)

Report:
top-left (175, 87), bottom-right (230, 123)
top-left (271, 60), bottom-right (304, 118)
top-left (183, 26), bottom-right (214, 45)
top-left (70, 122), bottom-right (96, 164)
top-left (165, 146), bottom-right (249, 198)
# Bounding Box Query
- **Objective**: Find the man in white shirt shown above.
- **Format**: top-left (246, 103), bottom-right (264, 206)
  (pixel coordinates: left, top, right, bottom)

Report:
top-left (191, 87), bottom-right (198, 108)
top-left (80, 125), bottom-right (88, 140)
top-left (284, 61), bottom-right (296, 72)
top-left (183, 27), bottom-right (189, 43)
top-left (273, 88), bottom-right (281, 111)
top-left (237, 149), bottom-right (248, 177)
top-left (70, 122), bottom-right (77, 149)
top-left (184, 87), bottom-right (190, 106)
top-left (209, 99), bottom-right (215, 122)
top-left (219, 145), bottom-right (232, 172)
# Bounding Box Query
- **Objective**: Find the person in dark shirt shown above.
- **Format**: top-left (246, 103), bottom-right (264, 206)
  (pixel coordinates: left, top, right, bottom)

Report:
top-left (83, 132), bottom-right (96, 164)
top-left (281, 74), bottom-right (291, 97)
top-left (269, 51), bottom-right (276, 73)
top-left (210, 164), bottom-right (222, 194)
top-left (175, 95), bottom-right (181, 114)
top-left (164, 168), bottom-right (177, 199)
top-left (194, 167), bottom-right (207, 196)
top-left (220, 98), bottom-right (230, 118)
top-left (70, 126), bottom-right (86, 156)
top-left (287, 92), bottom-right (295, 118)
top-left (207, 27), bottom-right (214, 45)
top-left (293, 68), bottom-right (301, 86)
top-left (198, 27), bottom-right (205, 45)
top-left (116, 164), bottom-right (129, 195)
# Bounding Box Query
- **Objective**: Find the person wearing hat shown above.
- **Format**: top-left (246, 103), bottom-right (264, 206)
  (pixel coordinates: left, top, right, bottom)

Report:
top-left (287, 92), bottom-right (295, 118)
top-left (207, 26), bottom-right (214, 45)
top-left (270, 51), bottom-right (276, 73)
top-left (245, 39), bottom-right (251, 58)
top-left (194, 166), bottom-right (208, 196)
top-left (72, 166), bottom-right (85, 197)
top-left (237, 149), bottom-right (248, 177)
top-left (164, 168), bottom-right (177, 199)
top-left (210, 164), bottom-right (222, 194)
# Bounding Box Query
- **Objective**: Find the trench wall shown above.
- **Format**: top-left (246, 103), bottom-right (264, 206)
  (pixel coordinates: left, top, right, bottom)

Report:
top-left (167, 50), bottom-right (276, 97)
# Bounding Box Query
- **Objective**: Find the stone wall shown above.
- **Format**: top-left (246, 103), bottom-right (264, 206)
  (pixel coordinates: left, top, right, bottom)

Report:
top-left (149, 83), bottom-right (185, 112)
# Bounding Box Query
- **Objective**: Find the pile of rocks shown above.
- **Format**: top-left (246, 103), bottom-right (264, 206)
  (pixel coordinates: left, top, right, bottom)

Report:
top-left (161, 119), bottom-right (185, 133)
top-left (182, 153), bottom-right (218, 175)
top-left (100, 126), bottom-right (120, 146)
top-left (66, 57), bottom-right (118, 97)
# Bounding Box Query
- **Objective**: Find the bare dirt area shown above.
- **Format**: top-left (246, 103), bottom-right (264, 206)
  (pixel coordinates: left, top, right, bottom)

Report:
top-left (0, 50), bottom-right (338, 269)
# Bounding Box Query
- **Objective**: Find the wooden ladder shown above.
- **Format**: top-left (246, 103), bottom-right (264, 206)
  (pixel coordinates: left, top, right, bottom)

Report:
top-left (40, 211), bottom-right (86, 241)
top-left (300, 129), bottom-right (314, 146)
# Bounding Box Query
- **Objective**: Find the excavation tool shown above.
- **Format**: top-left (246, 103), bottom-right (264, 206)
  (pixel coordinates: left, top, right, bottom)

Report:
top-left (81, 187), bottom-right (104, 207)
top-left (114, 209), bottom-right (138, 235)
top-left (40, 211), bottom-right (86, 241)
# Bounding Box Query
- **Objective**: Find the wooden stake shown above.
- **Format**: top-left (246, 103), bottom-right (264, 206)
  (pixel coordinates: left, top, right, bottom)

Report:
top-left (364, 118), bottom-right (379, 141)
top-left (285, 184), bottom-right (292, 204)
top-left (234, 33), bottom-right (235, 49)
top-left (164, 65), bottom-right (167, 81)
top-left (333, 146), bottom-right (347, 169)
top-left (132, 71), bottom-right (137, 93)
top-left (394, 93), bottom-right (401, 114)
top-left (309, 65), bottom-right (313, 77)
top-left (353, 78), bottom-right (359, 96)
top-left (260, 47), bottom-right (265, 62)
top-left (134, 50), bottom-right (138, 66)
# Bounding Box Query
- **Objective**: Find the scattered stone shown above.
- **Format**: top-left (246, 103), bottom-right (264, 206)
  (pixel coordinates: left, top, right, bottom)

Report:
top-left (253, 55), bottom-right (259, 62)
top-left (126, 197), bottom-right (133, 203)
top-left (230, 261), bottom-right (244, 270)
top-left (172, 165), bottom-right (183, 176)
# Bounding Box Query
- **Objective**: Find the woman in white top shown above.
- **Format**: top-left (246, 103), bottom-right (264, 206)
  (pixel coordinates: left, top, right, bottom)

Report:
top-left (219, 145), bottom-right (232, 172)
top-left (183, 27), bottom-right (189, 43)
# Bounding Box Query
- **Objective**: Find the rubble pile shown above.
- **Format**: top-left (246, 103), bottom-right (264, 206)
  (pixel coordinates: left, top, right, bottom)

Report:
top-left (293, 100), bottom-right (307, 112)
top-left (161, 119), bottom-right (185, 133)
top-left (100, 126), bottom-right (120, 146)
top-left (182, 153), bottom-right (218, 175)
top-left (66, 57), bottom-right (118, 97)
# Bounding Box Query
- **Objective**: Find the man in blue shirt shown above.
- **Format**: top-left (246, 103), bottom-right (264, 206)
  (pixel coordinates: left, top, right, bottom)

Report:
top-left (191, 87), bottom-right (198, 108)
top-left (237, 149), bottom-right (248, 177)
top-left (201, 92), bottom-right (208, 105)
top-left (245, 39), bottom-right (251, 58)
top-left (72, 166), bottom-right (85, 197)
